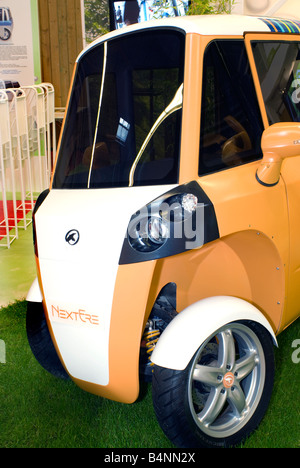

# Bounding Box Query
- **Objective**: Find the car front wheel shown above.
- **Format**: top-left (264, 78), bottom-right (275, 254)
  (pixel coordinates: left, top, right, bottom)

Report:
top-left (152, 320), bottom-right (275, 448)
top-left (26, 301), bottom-right (69, 380)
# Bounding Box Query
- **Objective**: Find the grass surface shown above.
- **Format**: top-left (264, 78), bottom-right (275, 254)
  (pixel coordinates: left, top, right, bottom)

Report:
top-left (0, 227), bottom-right (36, 308)
top-left (0, 300), bottom-right (299, 448)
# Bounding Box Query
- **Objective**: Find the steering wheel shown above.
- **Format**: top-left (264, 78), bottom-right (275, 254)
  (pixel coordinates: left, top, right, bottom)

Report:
top-left (222, 115), bottom-right (252, 166)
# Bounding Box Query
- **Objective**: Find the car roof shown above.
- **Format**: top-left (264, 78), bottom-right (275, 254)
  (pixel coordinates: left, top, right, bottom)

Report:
top-left (78, 14), bottom-right (300, 61)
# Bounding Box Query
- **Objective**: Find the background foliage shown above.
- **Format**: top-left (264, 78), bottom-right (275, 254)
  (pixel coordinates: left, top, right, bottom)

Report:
top-left (85, 0), bottom-right (110, 41)
top-left (188, 0), bottom-right (235, 15)
top-left (84, 0), bottom-right (236, 42)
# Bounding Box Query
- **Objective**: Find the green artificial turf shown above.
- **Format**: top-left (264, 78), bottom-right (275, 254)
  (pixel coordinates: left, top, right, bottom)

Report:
top-left (0, 300), bottom-right (299, 448)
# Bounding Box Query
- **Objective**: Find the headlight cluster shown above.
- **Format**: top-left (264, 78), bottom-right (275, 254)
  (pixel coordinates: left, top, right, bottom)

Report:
top-left (128, 191), bottom-right (198, 253)
top-left (119, 181), bottom-right (219, 265)
top-left (147, 216), bottom-right (169, 245)
top-left (128, 214), bottom-right (169, 252)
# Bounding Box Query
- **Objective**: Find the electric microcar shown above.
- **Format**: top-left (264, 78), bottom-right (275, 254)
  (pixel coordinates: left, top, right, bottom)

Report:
top-left (27, 14), bottom-right (300, 448)
top-left (0, 7), bottom-right (13, 41)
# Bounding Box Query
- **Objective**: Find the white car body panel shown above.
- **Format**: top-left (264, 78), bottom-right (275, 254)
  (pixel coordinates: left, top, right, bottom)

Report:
top-left (151, 296), bottom-right (277, 370)
top-left (33, 186), bottom-right (174, 385)
top-left (27, 277), bottom-right (43, 302)
top-left (77, 15), bottom-right (270, 63)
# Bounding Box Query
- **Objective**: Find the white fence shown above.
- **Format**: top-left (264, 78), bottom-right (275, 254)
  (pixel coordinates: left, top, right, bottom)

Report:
top-left (0, 83), bottom-right (56, 248)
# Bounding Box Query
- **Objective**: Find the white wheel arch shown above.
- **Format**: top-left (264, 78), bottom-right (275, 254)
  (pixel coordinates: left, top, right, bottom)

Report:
top-left (151, 296), bottom-right (277, 371)
top-left (27, 277), bottom-right (43, 303)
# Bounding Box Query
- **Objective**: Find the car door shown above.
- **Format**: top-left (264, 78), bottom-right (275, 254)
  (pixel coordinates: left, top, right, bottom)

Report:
top-left (196, 38), bottom-right (290, 333)
top-left (245, 32), bottom-right (300, 329)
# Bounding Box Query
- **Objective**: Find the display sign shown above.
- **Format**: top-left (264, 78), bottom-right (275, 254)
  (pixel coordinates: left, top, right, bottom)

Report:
top-left (109, 0), bottom-right (190, 30)
top-left (0, 0), bottom-right (41, 86)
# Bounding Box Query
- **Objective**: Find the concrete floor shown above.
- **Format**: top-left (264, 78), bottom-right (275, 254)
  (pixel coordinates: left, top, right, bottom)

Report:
top-left (0, 226), bottom-right (36, 308)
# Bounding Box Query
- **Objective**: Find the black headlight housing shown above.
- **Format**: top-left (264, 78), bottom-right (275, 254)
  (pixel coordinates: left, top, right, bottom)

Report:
top-left (119, 181), bottom-right (219, 265)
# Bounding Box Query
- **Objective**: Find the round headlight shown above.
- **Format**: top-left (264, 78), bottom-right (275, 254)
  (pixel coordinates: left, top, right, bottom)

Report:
top-left (128, 214), bottom-right (169, 252)
top-left (182, 193), bottom-right (198, 213)
top-left (147, 216), bottom-right (169, 244)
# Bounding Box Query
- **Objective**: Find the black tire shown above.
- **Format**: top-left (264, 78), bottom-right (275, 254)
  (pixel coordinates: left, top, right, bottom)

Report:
top-left (152, 320), bottom-right (274, 448)
top-left (0, 28), bottom-right (11, 40)
top-left (26, 301), bottom-right (69, 380)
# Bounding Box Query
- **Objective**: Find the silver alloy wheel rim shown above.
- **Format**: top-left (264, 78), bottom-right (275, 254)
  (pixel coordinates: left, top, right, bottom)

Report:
top-left (188, 322), bottom-right (266, 439)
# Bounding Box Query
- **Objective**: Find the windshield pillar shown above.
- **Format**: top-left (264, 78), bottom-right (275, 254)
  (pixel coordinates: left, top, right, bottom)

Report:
top-left (179, 33), bottom-right (203, 184)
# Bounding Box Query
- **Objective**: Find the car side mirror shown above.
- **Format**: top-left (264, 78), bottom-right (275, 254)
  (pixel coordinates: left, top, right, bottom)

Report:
top-left (256, 122), bottom-right (300, 186)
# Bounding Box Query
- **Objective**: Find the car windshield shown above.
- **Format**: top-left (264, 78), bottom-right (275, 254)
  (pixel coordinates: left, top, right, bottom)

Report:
top-left (52, 29), bottom-right (185, 189)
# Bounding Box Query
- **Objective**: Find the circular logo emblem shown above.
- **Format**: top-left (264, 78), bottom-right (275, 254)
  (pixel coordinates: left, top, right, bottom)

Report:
top-left (223, 372), bottom-right (235, 389)
top-left (65, 229), bottom-right (80, 246)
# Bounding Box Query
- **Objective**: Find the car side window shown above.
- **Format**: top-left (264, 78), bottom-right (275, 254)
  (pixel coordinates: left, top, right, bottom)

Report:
top-left (251, 41), bottom-right (300, 124)
top-left (199, 40), bottom-right (264, 176)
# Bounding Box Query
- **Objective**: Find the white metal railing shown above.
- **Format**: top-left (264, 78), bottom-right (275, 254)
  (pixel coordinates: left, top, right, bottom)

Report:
top-left (0, 83), bottom-right (56, 248)
top-left (0, 90), bottom-right (18, 248)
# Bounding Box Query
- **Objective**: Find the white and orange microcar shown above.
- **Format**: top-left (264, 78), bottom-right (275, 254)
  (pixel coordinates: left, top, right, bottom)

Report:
top-left (26, 15), bottom-right (300, 448)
